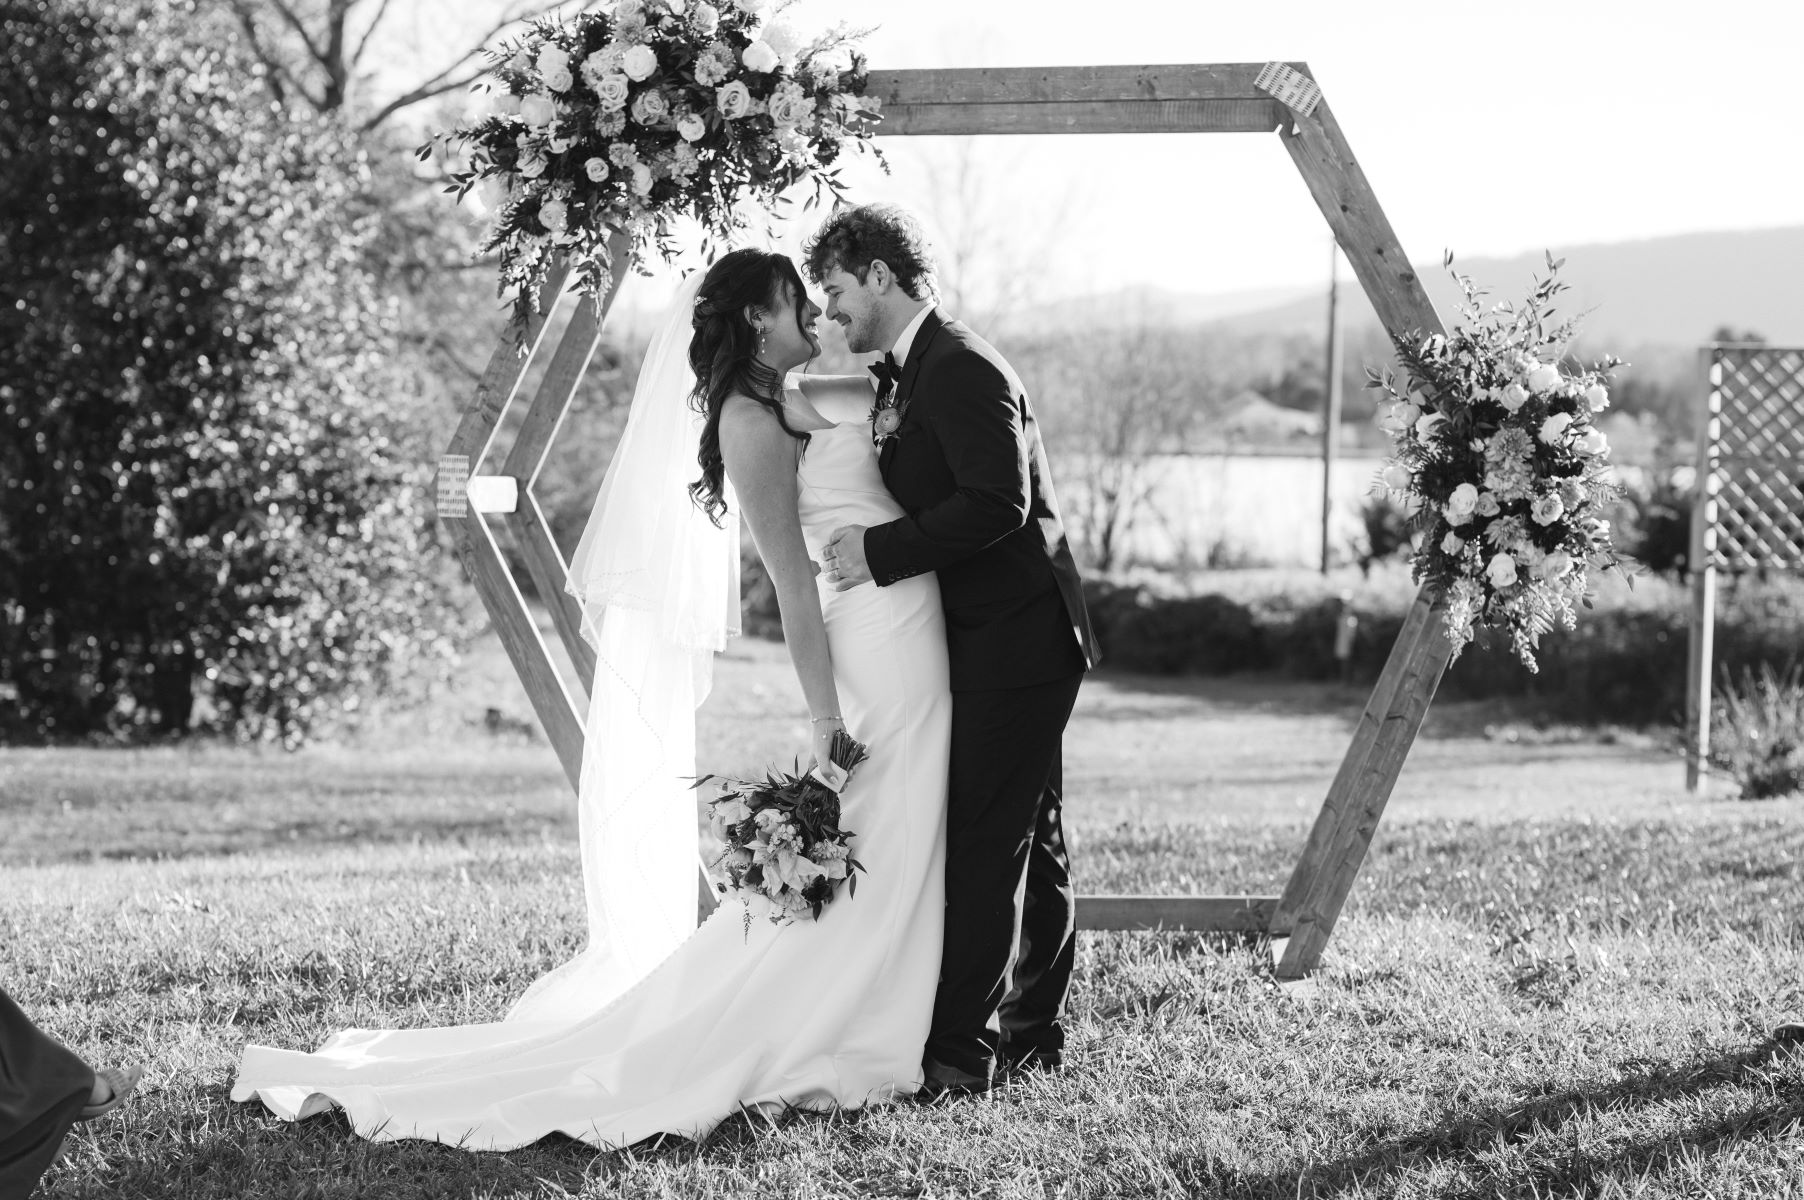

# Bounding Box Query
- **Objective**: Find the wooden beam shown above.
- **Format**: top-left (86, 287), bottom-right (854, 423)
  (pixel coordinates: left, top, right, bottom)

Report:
top-left (1271, 587), bottom-right (1433, 936)
top-left (1077, 895), bottom-right (1277, 933)
top-left (868, 64), bottom-right (1278, 107)
top-left (445, 261), bottom-right (572, 468)
top-left (1279, 71), bottom-right (1443, 348)
top-left (1275, 602), bottom-right (1453, 979)
top-left (447, 511), bottom-right (586, 791)
top-left (876, 98), bottom-right (1282, 137)
top-left (505, 490), bottom-right (599, 691)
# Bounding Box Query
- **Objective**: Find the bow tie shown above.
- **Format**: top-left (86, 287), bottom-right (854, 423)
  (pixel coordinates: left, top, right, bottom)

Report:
top-left (868, 352), bottom-right (902, 400)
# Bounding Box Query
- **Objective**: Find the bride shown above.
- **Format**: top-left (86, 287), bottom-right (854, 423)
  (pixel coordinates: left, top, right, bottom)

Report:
top-left (231, 248), bottom-right (952, 1149)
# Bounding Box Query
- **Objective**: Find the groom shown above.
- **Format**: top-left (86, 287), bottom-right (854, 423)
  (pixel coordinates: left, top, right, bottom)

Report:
top-left (806, 204), bottom-right (1098, 1094)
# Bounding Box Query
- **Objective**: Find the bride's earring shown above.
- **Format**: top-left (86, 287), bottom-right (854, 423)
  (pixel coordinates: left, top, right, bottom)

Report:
top-left (757, 326), bottom-right (768, 358)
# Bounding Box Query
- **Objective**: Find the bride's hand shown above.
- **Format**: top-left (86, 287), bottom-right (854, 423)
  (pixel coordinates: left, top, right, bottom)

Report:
top-left (810, 717), bottom-right (849, 791)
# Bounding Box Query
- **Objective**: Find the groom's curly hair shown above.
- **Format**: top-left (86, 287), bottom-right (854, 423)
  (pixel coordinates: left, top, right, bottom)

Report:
top-left (803, 203), bottom-right (938, 301)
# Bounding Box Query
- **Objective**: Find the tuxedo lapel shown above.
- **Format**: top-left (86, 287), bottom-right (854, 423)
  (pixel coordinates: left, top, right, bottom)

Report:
top-left (880, 307), bottom-right (949, 474)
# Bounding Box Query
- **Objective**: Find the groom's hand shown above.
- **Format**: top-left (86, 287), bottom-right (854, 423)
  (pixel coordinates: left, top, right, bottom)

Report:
top-left (823, 526), bottom-right (873, 591)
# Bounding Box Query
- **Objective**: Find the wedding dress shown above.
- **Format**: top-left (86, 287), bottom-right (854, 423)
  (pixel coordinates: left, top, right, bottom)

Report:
top-left (231, 369), bottom-right (951, 1145)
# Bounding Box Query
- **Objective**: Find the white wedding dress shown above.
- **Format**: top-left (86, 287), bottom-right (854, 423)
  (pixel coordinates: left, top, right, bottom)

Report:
top-left (231, 419), bottom-right (951, 1150)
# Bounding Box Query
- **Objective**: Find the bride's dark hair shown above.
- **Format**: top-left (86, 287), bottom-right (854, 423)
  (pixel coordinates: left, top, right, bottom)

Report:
top-left (688, 249), bottom-right (813, 525)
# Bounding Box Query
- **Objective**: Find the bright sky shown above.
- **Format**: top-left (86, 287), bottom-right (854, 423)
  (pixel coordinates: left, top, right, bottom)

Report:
top-left (406, 0), bottom-right (1804, 302)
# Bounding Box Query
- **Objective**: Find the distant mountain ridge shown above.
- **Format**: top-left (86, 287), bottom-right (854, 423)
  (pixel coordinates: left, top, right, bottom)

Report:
top-left (1024, 226), bottom-right (1804, 349)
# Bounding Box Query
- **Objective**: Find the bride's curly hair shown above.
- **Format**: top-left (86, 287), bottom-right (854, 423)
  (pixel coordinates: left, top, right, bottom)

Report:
top-left (688, 249), bottom-right (813, 525)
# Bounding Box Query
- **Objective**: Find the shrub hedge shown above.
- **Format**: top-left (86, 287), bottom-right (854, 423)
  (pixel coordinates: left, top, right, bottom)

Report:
top-left (1083, 566), bottom-right (1804, 727)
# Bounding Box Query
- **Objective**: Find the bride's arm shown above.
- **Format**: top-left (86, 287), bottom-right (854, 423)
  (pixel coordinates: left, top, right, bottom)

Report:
top-left (719, 397), bottom-right (847, 774)
top-left (795, 374), bottom-right (876, 425)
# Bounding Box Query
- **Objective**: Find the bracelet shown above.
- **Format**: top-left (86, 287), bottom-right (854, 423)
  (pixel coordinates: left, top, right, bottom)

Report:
top-left (810, 715), bottom-right (843, 724)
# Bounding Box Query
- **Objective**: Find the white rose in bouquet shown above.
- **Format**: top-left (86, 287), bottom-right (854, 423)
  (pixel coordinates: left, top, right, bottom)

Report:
top-left (622, 44), bottom-right (659, 81)
top-left (583, 157), bottom-right (610, 182)
top-left (1500, 383), bottom-right (1529, 413)
top-left (544, 66), bottom-right (574, 93)
top-left (520, 93), bottom-right (557, 127)
top-left (1536, 549), bottom-right (1574, 581)
top-left (1538, 412), bottom-right (1574, 444)
top-left (631, 88), bottom-right (670, 124)
top-left (761, 15), bottom-right (808, 62)
top-left (691, 2), bottom-right (720, 33)
top-left (1575, 428), bottom-right (1608, 457)
top-left (593, 73), bottom-right (631, 111)
top-left (1443, 482), bottom-right (1479, 526)
top-left (1441, 531), bottom-right (1464, 555)
top-left (476, 174), bottom-right (510, 213)
top-left (631, 162), bottom-right (655, 195)
top-left (536, 44), bottom-right (570, 78)
top-left (1415, 412), bottom-right (1447, 442)
top-left (1526, 363), bottom-right (1563, 394)
top-left (1584, 382), bottom-right (1610, 411)
top-left (538, 196), bottom-right (568, 233)
top-left (1530, 494), bottom-right (1565, 525)
top-left (518, 150), bottom-right (548, 178)
top-left (767, 82), bottom-right (810, 127)
top-left (1485, 552), bottom-right (1519, 588)
top-left (677, 113), bottom-right (707, 142)
top-left (716, 79), bottom-right (753, 119)
top-left (1381, 462), bottom-right (1413, 492)
top-left (1475, 491), bottom-right (1501, 518)
top-left (741, 39), bottom-right (780, 72)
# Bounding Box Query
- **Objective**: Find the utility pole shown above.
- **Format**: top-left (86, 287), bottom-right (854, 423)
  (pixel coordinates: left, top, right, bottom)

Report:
top-left (1321, 239), bottom-right (1345, 574)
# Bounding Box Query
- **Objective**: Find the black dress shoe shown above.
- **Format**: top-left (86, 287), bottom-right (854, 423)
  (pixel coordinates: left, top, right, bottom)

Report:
top-left (1001, 1046), bottom-right (1063, 1075)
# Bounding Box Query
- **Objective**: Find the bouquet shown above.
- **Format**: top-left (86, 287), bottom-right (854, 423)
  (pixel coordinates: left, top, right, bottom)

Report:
top-left (1372, 253), bottom-right (1632, 670)
top-left (427, 0), bottom-right (884, 331)
top-left (699, 728), bottom-right (869, 929)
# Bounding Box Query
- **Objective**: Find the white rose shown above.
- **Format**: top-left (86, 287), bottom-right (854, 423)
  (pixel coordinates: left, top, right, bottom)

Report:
top-left (1446, 482), bottom-right (1480, 517)
top-left (767, 85), bottom-right (810, 128)
top-left (1500, 383), bottom-right (1529, 413)
top-left (622, 44), bottom-right (658, 81)
top-left (1475, 491), bottom-right (1501, 517)
top-left (1394, 401), bottom-right (1422, 429)
top-left (583, 156), bottom-right (610, 182)
top-left (1415, 412), bottom-right (1447, 442)
top-left (520, 92), bottom-right (557, 127)
top-left (1381, 462), bottom-right (1413, 492)
top-left (491, 88), bottom-right (523, 116)
top-left (538, 197), bottom-right (568, 233)
top-left (631, 88), bottom-right (669, 124)
top-left (475, 174), bottom-right (510, 213)
top-left (1441, 531), bottom-right (1464, 555)
top-left (1584, 383), bottom-right (1610, 411)
top-left (761, 15), bottom-right (807, 62)
top-left (1537, 550), bottom-right (1574, 581)
top-left (593, 73), bottom-right (631, 111)
top-left (1539, 412), bottom-right (1574, 444)
top-left (716, 79), bottom-right (753, 119)
top-left (1485, 553), bottom-right (1519, 588)
top-left (517, 150), bottom-right (547, 178)
top-left (536, 44), bottom-right (570, 77)
top-left (691, 2), bottom-right (719, 32)
top-left (631, 162), bottom-right (655, 195)
top-left (1575, 428), bottom-right (1608, 456)
top-left (741, 39), bottom-right (780, 73)
top-left (1526, 363), bottom-right (1563, 394)
top-left (677, 113), bottom-right (707, 141)
top-left (544, 66), bottom-right (574, 93)
top-left (1531, 494), bottom-right (1565, 526)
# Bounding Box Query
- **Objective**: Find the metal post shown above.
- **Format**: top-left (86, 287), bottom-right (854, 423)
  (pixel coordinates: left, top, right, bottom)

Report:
top-left (1321, 240), bottom-right (1344, 574)
top-left (1685, 348), bottom-right (1721, 793)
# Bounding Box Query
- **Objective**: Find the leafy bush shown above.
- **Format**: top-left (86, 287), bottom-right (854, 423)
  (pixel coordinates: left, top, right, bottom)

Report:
top-left (1082, 568), bottom-right (1804, 728)
top-left (0, 0), bottom-right (468, 743)
top-left (1709, 664), bottom-right (1804, 799)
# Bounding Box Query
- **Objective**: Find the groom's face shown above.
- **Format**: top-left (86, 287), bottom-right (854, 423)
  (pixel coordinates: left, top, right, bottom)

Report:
top-left (819, 264), bottom-right (883, 355)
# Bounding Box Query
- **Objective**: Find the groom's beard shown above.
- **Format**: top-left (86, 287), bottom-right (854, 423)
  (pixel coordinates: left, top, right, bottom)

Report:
top-left (842, 311), bottom-right (881, 355)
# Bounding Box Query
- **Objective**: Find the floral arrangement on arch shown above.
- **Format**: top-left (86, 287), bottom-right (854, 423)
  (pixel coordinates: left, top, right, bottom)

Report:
top-left (429, 0), bottom-right (883, 329)
top-left (1372, 254), bottom-right (1631, 670)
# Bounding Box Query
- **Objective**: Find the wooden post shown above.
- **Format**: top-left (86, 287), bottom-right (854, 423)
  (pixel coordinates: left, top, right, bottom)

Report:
top-left (1686, 348), bottom-right (1721, 793)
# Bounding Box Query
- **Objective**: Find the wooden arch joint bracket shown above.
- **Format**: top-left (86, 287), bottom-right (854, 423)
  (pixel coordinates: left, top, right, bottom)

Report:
top-left (436, 456), bottom-right (520, 518)
top-left (1255, 62), bottom-right (1322, 118)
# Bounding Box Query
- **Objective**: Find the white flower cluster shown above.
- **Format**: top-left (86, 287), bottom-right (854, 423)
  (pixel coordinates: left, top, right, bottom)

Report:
top-left (1370, 271), bottom-right (1626, 670)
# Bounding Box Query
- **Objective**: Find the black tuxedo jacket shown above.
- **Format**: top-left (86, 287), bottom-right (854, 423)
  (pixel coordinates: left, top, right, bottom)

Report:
top-left (864, 307), bottom-right (1099, 692)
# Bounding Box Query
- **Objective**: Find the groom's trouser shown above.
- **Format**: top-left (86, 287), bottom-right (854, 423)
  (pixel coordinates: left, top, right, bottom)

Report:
top-left (924, 669), bottom-right (1083, 1088)
top-left (1, 985), bottom-right (95, 1198)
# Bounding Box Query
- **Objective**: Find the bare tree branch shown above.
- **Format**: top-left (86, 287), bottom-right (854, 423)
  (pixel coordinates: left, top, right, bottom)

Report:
top-left (228, 0), bottom-right (323, 109)
top-left (349, 0), bottom-right (397, 69)
top-left (264, 0), bottom-right (331, 70)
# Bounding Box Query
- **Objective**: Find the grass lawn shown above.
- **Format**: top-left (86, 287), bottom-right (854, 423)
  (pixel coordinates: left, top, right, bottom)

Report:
top-left (4, 636), bottom-right (1803, 1198)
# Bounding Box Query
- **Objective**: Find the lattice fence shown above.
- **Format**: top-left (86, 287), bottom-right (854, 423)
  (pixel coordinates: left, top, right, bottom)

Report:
top-left (1684, 343), bottom-right (1804, 790)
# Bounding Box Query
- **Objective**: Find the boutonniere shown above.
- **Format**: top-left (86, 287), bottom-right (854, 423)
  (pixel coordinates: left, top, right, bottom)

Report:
top-left (871, 396), bottom-right (908, 448)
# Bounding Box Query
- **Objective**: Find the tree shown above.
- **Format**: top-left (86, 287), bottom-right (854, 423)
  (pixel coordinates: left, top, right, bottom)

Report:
top-left (0, 0), bottom-right (469, 743)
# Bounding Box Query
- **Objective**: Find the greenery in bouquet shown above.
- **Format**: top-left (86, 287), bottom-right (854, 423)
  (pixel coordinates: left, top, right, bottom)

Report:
top-left (699, 728), bottom-right (870, 929)
top-left (426, 0), bottom-right (883, 332)
top-left (1371, 254), bottom-right (1633, 669)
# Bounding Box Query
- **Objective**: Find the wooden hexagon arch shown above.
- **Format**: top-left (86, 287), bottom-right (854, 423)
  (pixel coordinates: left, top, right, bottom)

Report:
top-left (434, 62), bottom-right (1456, 980)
